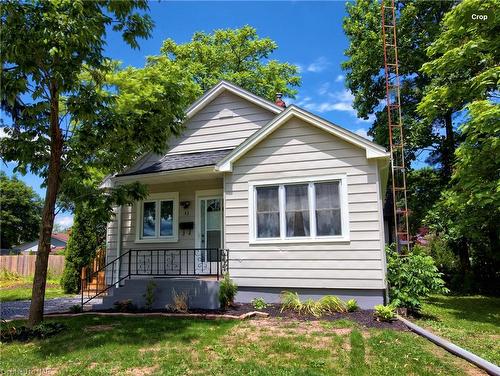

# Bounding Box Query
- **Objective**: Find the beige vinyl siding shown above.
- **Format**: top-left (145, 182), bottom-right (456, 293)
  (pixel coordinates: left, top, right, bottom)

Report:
top-left (224, 117), bottom-right (386, 290)
top-left (167, 91), bottom-right (275, 155)
top-left (123, 92), bottom-right (275, 174)
top-left (106, 178), bottom-right (222, 277)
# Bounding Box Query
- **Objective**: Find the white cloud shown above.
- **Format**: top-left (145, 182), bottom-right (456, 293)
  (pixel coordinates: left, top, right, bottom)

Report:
top-left (299, 89), bottom-right (356, 114)
top-left (317, 82), bottom-right (330, 96)
top-left (354, 128), bottom-right (373, 140)
top-left (335, 74), bottom-right (345, 83)
top-left (306, 57), bottom-right (330, 73)
top-left (294, 63), bottom-right (303, 73)
top-left (55, 214), bottom-right (74, 230)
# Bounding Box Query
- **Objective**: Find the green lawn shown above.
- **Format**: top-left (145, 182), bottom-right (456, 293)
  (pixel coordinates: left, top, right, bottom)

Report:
top-left (0, 272), bottom-right (71, 302)
top-left (0, 315), bottom-right (480, 375)
top-left (415, 295), bottom-right (500, 365)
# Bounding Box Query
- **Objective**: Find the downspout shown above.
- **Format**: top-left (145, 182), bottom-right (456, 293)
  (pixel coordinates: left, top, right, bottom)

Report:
top-left (116, 205), bottom-right (122, 286)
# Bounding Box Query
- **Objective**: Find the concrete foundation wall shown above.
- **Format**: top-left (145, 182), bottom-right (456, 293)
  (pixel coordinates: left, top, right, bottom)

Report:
top-left (236, 287), bottom-right (384, 309)
top-left (93, 278), bottom-right (220, 310)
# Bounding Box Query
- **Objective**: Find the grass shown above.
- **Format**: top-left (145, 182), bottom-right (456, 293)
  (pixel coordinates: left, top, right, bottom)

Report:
top-left (0, 315), bottom-right (480, 375)
top-left (414, 294), bottom-right (500, 365)
top-left (0, 270), bottom-right (71, 302)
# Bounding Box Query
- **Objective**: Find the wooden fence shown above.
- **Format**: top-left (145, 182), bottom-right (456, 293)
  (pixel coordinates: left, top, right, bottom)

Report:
top-left (0, 255), bottom-right (65, 277)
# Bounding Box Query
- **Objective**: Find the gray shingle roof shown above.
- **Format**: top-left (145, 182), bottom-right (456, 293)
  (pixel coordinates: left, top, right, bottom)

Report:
top-left (117, 149), bottom-right (233, 177)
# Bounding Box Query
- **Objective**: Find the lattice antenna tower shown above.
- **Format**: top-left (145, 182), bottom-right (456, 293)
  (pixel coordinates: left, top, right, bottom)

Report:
top-left (381, 0), bottom-right (411, 253)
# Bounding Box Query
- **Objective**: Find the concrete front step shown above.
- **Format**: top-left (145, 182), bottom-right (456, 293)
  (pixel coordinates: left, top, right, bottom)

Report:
top-left (91, 278), bottom-right (220, 311)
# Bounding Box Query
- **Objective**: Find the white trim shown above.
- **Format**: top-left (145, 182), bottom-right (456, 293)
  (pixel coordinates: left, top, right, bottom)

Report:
top-left (195, 189), bottom-right (223, 249)
top-left (248, 174), bottom-right (350, 244)
top-left (114, 166), bottom-right (217, 182)
top-left (116, 205), bottom-right (122, 286)
top-left (375, 161), bottom-right (388, 290)
top-left (222, 174), bottom-right (227, 249)
top-left (185, 80), bottom-right (283, 120)
top-left (135, 192), bottom-right (179, 243)
top-left (216, 106), bottom-right (390, 172)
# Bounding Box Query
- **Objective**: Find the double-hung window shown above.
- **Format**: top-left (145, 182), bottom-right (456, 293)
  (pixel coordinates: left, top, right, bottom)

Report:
top-left (250, 176), bottom-right (348, 242)
top-left (136, 193), bottom-right (179, 242)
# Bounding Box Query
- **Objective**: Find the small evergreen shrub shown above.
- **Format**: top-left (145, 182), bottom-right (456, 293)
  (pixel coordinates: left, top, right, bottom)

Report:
top-left (346, 299), bottom-right (359, 312)
top-left (251, 297), bottom-right (268, 310)
top-left (386, 245), bottom-right (449, 312)
top-left (373, 304), bottom-right (396, 322)
top-left (219, 273), bottom-right (237, 309)
top-left (143, 281), bottom-right (156, 311)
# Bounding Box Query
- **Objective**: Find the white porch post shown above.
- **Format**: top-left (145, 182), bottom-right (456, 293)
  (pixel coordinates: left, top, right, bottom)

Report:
top-left (115, 205), bottom-right (122, 286)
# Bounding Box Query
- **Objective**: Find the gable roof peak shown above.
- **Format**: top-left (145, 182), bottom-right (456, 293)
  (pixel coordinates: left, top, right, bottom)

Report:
top-left (215, 104), bottom-right (389, 172)
top-left (185, 80), bottom-right (284, 119)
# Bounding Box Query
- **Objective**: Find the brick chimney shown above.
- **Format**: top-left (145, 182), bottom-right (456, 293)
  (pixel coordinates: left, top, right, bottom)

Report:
top-left (275, 93), bottom-right (286, 108)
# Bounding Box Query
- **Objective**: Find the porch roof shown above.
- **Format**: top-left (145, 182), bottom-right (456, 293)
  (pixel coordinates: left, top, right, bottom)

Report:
top-left (116, 149), bottom-right (233, 177)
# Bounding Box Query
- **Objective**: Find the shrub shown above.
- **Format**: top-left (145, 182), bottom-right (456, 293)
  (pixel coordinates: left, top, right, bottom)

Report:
top-left (318, 296), bottom-right (347, 313)
top-left (143, 281), bottom-right (156, 311)
top-left (0, 269), bottom-right (23, 281)
top-left (168, 289), bottom-right (188, 313)
top-left (386, 245), bottom-right (449, 312)
top-left (69, 304), bottom-right (83, 313)
top-left (280, 291), bottom-right (302, 313)
top-left (251, 297), bottom-right (268, 310)
top-left (219, 273), bottom-right (237, 309)
top-left (346, 299), bottom-right (359, 312)
top-left (61, 204), bottom-right (106, 294)
top-left (1, 320), bottom-right (66, 342)
top-left (113, 299), bottom-right (137, 312)
top-left (373, 304), bottom-right (396, 322)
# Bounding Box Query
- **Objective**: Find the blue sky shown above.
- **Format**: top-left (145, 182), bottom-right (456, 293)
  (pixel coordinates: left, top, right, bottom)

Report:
top-left (2, 1), bottom-right (377, 229)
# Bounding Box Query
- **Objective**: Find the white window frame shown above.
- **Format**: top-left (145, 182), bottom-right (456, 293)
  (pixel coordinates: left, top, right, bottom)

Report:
top-left (135, 192), bottom-right (179, 243)
top-left (248, 175), bottom-right (349, 244)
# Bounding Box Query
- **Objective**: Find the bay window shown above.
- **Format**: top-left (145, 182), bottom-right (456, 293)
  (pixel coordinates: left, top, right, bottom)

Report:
top-left (250, 176), bottom-right (348, 242)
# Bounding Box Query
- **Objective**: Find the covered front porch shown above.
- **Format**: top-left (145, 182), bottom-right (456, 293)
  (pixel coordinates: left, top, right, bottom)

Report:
top-left (84, 163), bottom-right (230, 308)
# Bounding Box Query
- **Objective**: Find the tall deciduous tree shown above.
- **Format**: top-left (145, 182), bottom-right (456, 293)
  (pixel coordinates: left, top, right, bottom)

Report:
top-left (0, 0), bottom-right (177, 326)
top-left (420, 0), bottom-right (499, 293)
top-left (342, 0), bottom-right (456, 177)
top-left (0, 172), bottom-right (43, 249)
top-left (155, 26), bottom-right (301, 101)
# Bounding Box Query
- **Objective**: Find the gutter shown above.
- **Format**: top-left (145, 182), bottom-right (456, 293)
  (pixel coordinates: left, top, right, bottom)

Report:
top-left (398, 316), bottom-right (500, 375)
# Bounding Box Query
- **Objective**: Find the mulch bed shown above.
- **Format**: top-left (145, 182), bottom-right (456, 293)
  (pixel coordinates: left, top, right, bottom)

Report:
top-left (41, 303), bottom-right (407, 331)
top-left (185, 303), bottom-right (407, 331)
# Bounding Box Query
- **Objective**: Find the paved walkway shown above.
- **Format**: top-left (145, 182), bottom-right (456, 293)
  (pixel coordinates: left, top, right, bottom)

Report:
top-left (0, 297), bottom-right (82, 320)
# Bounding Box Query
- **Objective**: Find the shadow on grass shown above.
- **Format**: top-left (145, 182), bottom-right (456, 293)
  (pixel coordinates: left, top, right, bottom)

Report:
top-left (20, 315), bottom-right (237, 358)
top-left (422, 295), bottom-right (500, 326)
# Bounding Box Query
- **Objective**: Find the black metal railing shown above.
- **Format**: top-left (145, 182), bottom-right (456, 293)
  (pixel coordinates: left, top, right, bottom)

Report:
top-left (81, 248), bottom-right (229, 307)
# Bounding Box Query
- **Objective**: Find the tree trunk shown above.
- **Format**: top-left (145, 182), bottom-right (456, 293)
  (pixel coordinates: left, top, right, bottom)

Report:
top-left (28, 82), bottom-right (63, 327)
top-left (441, 111), bottom-right (455, 180)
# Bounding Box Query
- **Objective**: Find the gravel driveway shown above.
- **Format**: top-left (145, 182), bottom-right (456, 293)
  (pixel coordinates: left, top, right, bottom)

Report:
top-left (0, 297), bottom-right (82, 320)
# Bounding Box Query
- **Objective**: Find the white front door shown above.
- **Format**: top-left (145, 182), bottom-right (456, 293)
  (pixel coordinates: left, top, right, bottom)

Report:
top-left (196, 196), bottom-right (223, 274)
